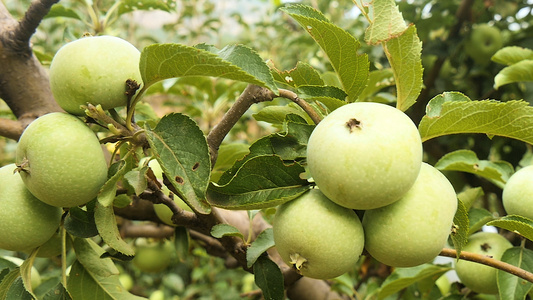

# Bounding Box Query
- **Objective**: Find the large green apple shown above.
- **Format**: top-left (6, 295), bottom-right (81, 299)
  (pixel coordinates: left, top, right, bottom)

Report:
top-left (273, 189), bottom-right (365, 279)
top-left (0, 164), bottom-right (62, 251)
top-left (455, 232), bottom-right (512, 294)
top-left (306, 102), bottom-right (423, 210)
top-left (502, 165), bottom-right (533, 220)
top-left (49, 35), bottom-right (142, 115)
top-left (149, 159), bottom-right (193, 226)
top-left (16, 112), bottom-right (108, 207)
top-left (465, 24), bottom-right (503, 65)
top-left (362, 163), bottom-right (457, 267)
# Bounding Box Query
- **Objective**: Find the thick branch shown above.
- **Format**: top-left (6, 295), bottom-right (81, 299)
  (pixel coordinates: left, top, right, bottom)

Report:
top-left (0, 118), bottom-right (24, 140)
top-left (440, 248), bottom-right (533, 283)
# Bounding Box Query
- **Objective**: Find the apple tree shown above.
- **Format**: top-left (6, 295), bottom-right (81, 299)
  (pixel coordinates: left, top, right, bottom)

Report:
top-left (2, 0), bottom-right (533, 299)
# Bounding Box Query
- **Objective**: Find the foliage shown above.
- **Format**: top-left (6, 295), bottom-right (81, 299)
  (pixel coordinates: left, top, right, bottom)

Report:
top-left (3, 0), bottom-right (533, 299)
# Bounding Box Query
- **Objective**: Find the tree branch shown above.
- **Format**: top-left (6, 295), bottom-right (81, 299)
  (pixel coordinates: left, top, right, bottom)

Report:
top-left (0, 118), bottom-right (25, 140)
top-left (278, 88), bottom-right (322, 124)
top-left (439, 248), bottom-right (533, 283)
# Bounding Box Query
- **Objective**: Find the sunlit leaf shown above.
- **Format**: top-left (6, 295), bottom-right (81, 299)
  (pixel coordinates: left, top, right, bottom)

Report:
top-left (281, 4), bottom-right (369, 101)
top-left (487, 215), bottom-right (533, 242)
top-left (118, 0), bottom-right (175, 14)
top-left (468, 208), bottom-right (495, 235)
top-left (45, 5), bottom-right (82, 20)
top-left (210, 224), bottom-right (244, 240)
top-left (435, 149), bottom-right (514, 188)
top-left (270, 61), bottom-right (324, 88)
top-left (457, 187), bottom-right (484, 211)
top-left (494, 60), bottom-right (533, 89)
top-left (492, 46), bottom-right (533, 65)
top-left (384, 25), bottom-right (423, 112)
top-left (364, 0), bottom-right (407, 44)
top-left (139, 43), bottom-right (276, 92)
top-left (419, 93), bottom-right (533, 146)
top-left (451, 199), bottom-right (469, 258)
top-left (357, 68), bottom-right (395, 101)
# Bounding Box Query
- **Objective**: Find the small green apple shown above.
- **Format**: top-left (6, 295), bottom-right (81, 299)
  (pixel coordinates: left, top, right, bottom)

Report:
top-left (133, 240), bottom-right (173, 273)
top-left (306, 102), bottom-right (423, 210)
top-left (455, 231), bottom-right (512, 294)
top-left (16, 112), bottom-right (108, 207)
top-left (465, 24), bottom-right (503, 64)
top-left (149, 159), bottom-right (193, 226)
top-left (118, 273), bottom-right (134, 291)
top-left (0, 164), bottom-right (62, 251)
top-left (49, 35), bottom-right (142, 115)
top-left (502, 165), bottom-right (533, 220)
top-left (273, 189), bottom-right (365, 279)
top-left (362, 163), bottom-right (457, 267)
top-left (25, 231), bottom-right (72, 258)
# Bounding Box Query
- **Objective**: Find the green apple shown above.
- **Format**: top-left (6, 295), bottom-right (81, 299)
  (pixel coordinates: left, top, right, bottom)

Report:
top-left (362, 163), bottom-right (457, 267)
top-left (306, 102), bottom-right (423, 210)
top-left (118, 273), bottom-right (134, 291)
top-left (273, 189), bottom-right (365, 279)
top-left (133, 240), bottom-right (173, 273)
top-left (502, 165), bottom-right (533, 220)
top-left (26, 231), bottom-right (72, 258)
top-left (455, 232), bottom-right (512, 294)
top-left (465, 24), bottom-right (503, 64)
top-left (49, 35), bottom-right (142, 115)
top-left (0, 164), bottom-right (62, 251)
top-left (149, 159), bottom-right (192, 226)
top-left (16, 112), bottom-right (108, 207)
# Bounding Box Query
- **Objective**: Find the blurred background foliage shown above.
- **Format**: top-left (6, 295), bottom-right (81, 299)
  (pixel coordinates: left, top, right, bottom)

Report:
top-left (3, 0), bottom-right (533, 298)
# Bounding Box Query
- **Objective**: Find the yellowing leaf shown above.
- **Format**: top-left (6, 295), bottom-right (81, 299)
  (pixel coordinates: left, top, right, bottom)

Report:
top-left (365, 0), bottom-right (407, 45)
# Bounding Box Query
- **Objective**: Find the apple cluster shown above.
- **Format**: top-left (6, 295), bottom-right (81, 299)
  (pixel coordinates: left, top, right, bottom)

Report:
top-left (273, 102), bottom-right (458, 279)
top-left (0, 35), bottom-right (141, 254)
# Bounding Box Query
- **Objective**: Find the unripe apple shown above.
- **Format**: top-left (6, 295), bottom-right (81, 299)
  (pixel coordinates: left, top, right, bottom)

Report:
top-left (502, 165), bottom-right (533, 220)
top-left (362, 163), bottom-right (457, 267)
top-left (307, 102), bottom-right (423, 210)
top-left (465, 24), bottom-right (503, 65)
top-left (455, 232), bottom-right (512, 294)
top-left (49, 35), bottom-right (142, 115)
top-left (132, 240), bottom-right (173, 273)
top-left (273, 189), bottom-right (365, 279)
top-left (0, 164), bottom-right (62, 251)
top-left (16, 112), bottom-right (108, 207)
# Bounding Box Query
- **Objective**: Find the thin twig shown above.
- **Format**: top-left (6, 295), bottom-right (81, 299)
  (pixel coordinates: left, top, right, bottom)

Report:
top-left (278, 88), bottom-right (322, 124)
top-left (439, 248), bottom-right (533, 283)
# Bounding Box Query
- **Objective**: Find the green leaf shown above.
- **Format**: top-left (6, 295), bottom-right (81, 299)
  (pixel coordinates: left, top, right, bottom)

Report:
top-left (253, 106), bottom-right (309, 125)
top-left (487, 215), bottom-right (533, 242)
top-left (364, 0), bottom-right (408, 45)
top-left (174, 227), bottom-right (189, 262)
top-left (207, 155), bottom-right (310, 210)
top-left (98, 159), bottom-right (132, 207)
top-left (66, 260), bottom-right (145, 300)
top-left (2, 273), bottom-right (33, 300)
top-left (492, 46), bottom-right (533, 65)
top-left (419, 93), bottom-right (533, 146)
top-left (64, 206), bottom-right (98, 238)
top-left (20, 252), bottom-right (38, 296)
top-left (270, 61), bottom-right (324, 88)
top-left (210, 224), bottom-right (244, 240)
top-left (247, 228), bottom-right (275, 268)
top-left (123, 166), bottom-right (148, 196)
top-left (451, 199), bottom-right (469, 258)
top-left (357, 68), bottom-right (395, 101)
top-left (384, 25), bottom-right (423, 112)
top-left (297, 85), bottom-right (347, 102)
top-left (218, 114), bottom-right (314, 185)
top-left (118, 0), bottom-right (175, 14)
top-left (435, 149), bottom-right (514, 188)
top-left (42, 282), bottom-right (71, 300)
top-left (94, 202), bottom-right (135, 256)
top-left (498, 247), bottom-right (533, 300)
top-left (281, 4), bottom-right (369, 101)
top-left (145, 113), bottom-right (211, 214)
top-left (253, 256), bottom-right (284, 300)
top-left (139, 43), bottom-right (276, 92)
top-left (457, 187), bottom-right (484, 210)
top-left (378, 264), bottom-right (452, 300)
top-left (494, 60), bottom-right (533, 89)
top-left (468, 208), bottom-right (495, 235)
top-left (71, 238), bottom-right (120, 278)
top-left (45, 5), bottom-right (82, 20)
